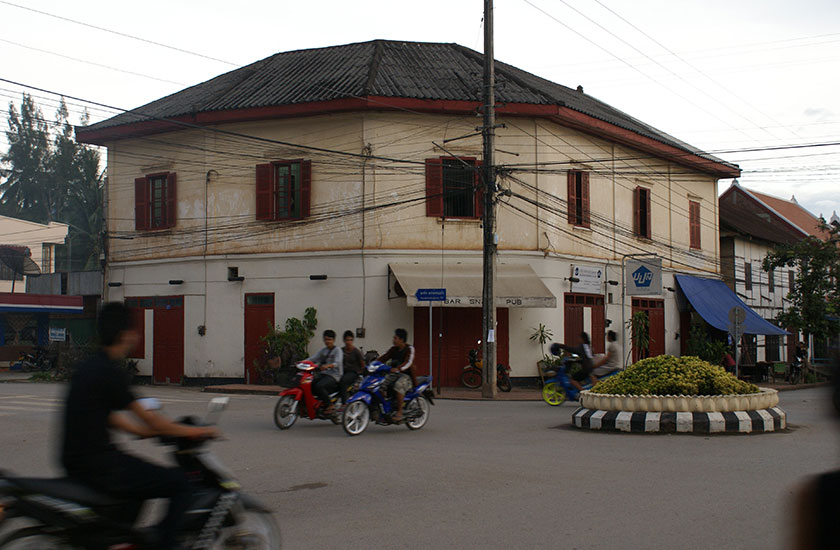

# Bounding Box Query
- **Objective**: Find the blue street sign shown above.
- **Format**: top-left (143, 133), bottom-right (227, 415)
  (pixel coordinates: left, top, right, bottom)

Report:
top-left (415, 288), bottom-right (447, 302)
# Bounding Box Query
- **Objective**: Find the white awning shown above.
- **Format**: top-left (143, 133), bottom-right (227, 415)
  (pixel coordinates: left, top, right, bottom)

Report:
top-left (389, 263), bottom-right (557, 308)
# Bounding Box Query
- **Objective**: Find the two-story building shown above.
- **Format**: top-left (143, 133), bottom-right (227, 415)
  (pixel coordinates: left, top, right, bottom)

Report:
top-left (719, 182), bottom-right (829, 365)
top-left (77, 40), bottom-right (741, 385)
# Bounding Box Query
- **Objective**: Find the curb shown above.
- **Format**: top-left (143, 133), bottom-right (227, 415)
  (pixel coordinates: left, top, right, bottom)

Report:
top-left (572, 406), bottom-right (787, 433)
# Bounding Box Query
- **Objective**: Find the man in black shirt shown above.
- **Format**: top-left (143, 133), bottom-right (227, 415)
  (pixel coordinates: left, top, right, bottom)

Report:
top-left (61, 302), bottom-right (217, 550)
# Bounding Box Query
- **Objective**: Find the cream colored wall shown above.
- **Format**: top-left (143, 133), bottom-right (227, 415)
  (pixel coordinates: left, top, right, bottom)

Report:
top-left (105, 111), bottom-right (721, 275)
top-left (0, 216), bottom-right (67, 293)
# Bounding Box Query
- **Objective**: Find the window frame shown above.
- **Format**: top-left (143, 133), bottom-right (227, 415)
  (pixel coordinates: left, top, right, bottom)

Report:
top-left (768, 268), bottom-right (775, 293)
top-left (634, 186), bottom-right (652, 239)
top-left (135, 172), bottom-right (177, 231)
top-left (425, 156), bottom-right (483, 220)
top-left (744, 262), bottom-right (753, 291)
top-left (688, 200), bottom-right (701, 250)
top-left (567, 170), bottom-right (591, 228)
top-left (255, 159), bottom-right (312, 221)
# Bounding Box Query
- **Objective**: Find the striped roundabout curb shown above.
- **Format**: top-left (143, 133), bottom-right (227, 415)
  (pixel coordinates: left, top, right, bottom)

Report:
top-left (572, 406), bottom-right (787, 433)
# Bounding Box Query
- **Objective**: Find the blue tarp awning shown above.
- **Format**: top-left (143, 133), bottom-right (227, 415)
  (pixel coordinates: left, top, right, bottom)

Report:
top-left (674, 275), bottom-right (788, 336)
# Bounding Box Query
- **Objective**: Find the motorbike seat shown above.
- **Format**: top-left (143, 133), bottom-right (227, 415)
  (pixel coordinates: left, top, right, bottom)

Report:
top-left (8, 477), bottom-right (121, 507)
top-left (414, 376), bottom-right (429, 387)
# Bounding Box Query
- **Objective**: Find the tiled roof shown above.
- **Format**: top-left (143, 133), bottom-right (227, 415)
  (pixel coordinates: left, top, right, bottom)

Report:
top-left (79, 40), bottom-right (734, 171)
top-left (749, 190), bottom-right (827, 239)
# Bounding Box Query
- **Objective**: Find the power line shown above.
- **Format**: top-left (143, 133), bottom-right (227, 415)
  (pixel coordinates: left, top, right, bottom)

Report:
top-left (0, 0), bottom-right (239, 66)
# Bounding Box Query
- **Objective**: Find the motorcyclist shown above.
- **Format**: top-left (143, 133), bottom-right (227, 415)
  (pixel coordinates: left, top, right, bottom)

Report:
top-left (593, 330), bottom-right (621, 378)
top-left (306, 329), bottom-right (343, 415)
top-left (550, 331), bottom-right (598, 392)
top-left (340, 330), bottom-right (365, 405)
top-left (376, 328), bottom-right (416, 422)
top-left (61, 302), bottom-right (217, 550)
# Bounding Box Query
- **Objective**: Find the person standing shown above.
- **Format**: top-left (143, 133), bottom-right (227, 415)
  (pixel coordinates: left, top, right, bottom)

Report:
top-left (340, 330), bottom-right (365, 404)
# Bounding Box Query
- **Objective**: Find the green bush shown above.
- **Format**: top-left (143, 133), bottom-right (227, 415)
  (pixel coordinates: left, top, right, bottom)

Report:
top-left (592, 355), bottom-right (759, 396)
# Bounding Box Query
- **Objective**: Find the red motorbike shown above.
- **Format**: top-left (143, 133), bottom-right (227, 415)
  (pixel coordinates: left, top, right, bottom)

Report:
top-left (273, 360), bottom-right (343, 429)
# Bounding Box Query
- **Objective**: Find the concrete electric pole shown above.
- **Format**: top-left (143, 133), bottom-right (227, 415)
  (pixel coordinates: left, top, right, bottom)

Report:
top-left (481, 0), bottom-right (498, 399)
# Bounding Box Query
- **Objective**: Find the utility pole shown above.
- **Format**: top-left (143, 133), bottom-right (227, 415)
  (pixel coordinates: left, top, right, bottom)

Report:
top-left (481, 0), bottom-right (497, 399)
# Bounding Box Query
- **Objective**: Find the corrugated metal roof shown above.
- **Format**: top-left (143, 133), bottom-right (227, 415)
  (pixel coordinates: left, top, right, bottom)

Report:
top-left (80, 40), bottom-right (731, 165)
top-left (719, 184), bottom-right (827, 244)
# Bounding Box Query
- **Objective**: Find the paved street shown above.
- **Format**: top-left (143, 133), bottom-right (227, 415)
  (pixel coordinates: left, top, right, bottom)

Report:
top-left (1, 382), bottom-right (838, 550)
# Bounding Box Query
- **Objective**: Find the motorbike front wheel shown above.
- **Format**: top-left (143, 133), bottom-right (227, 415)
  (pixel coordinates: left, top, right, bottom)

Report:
top-left (273, 395), bottom-right (299, 430)
top-left (497, 372), bottom-right (512, 392)
top-left (404, 396), bottom-right (430, 430)
top-left (460, 367), bottom-right (482, 389)
top-left (542, 382), bottom-right (566, 406)
top-left (342, 400), bottom-right (370, 436)
top-left (213, 510), bottom-right (281, 550)
top-left (0, 527), bottom-right (79, 549)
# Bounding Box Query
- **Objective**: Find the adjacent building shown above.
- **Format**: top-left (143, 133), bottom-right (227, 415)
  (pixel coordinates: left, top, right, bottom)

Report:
top-left (77, 40), bottom-right (741, 384)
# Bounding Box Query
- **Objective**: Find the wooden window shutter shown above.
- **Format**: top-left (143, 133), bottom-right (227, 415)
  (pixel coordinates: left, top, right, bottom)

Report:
top-left (425, 158), bottom-right (443, 217)
top-left (580, 171), bottom-right (590, 228)
top-left (135, 177), bottom-right (149, 230)
top-left (689, 201), bottom-right (700, 249)
top-left (474, 160), bottom-right (484, 218)
top-left (567, 171), bottom-right (577, 225)
top-left (644, 188), bottom-right (652, 238)
top-left (165, 172), bottom-right (177, 228)
top-left (255, 163), bottom-right (273, 220)
top-left (633, 186), bottom-right (641, 236)
top-left (299, 160), bottom-right (312, 219)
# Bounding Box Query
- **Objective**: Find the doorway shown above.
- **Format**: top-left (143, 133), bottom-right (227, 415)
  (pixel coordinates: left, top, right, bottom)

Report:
top-left (244, 293), bottom-right (275, 384)
top-left (563, 293), bottom-right (606, 354)
top-left (151, 296), bottom-right (184, 384)
top-left (631, 297), bottom-right (665, 362)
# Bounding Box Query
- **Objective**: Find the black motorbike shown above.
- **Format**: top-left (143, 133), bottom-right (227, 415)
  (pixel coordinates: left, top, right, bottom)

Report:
top-left (460, 345), bottom-right (512, 392)
top-left (16, 347), bottom-right (52, 373)
top-left (0, 397), bottom-right (281, 549)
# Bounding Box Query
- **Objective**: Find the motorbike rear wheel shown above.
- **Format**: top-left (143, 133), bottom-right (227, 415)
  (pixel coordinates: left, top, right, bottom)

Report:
top-left (213, 509), bottom-right (281, 550)
top-left (0, 527), bottom-right (79, 549)
top-left (342, 400), bottom-right (370, 436)
top-left (542, 382), bottom-right (566, 406)
top-left (460, 367), bottom-right (482, 389)
top-left (497, 371), bottom-right (512, 392)
top-left (404, 396), bottom-right (430, 430)
top-left (273, 395), bottom-right (299, 430)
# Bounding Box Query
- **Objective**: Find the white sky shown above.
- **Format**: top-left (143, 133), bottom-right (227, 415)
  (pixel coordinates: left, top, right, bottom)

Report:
top-left (1, 0), bottom-right (838, 218)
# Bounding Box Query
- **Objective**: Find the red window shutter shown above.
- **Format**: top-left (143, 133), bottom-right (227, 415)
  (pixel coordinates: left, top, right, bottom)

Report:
top-left (165, 172), bottom-right (177, 228)
top-left (633, 186), bottom-right (641, 236)
top-left (135, 177), bottom-right (148, 230)
top-left (425, 158), bottom-right (443, 217)
top-left (299, 160), bottom-right (312, 219)
top-left (580, 171), bottom-right (590, 228)
top-left (255, 163), bottom-right (273, 220)
top-left (644, 189), bottom-right (652, 239)
top-left (689, 201), bottom-right (700, 249)
top-left (567, 171), bottom-right (577, 225)
top-left (474, 160), bottom-right (484, 219)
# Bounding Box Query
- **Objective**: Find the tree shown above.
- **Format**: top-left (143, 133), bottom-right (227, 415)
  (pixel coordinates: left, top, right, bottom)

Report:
top-left (762, 221), bottom-right (840, 342)
top-left (0, 93), bottom-right (51, 223)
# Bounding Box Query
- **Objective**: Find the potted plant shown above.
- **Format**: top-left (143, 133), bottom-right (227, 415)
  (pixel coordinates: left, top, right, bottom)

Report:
top-left (529, 323), bottom-right (553, 386)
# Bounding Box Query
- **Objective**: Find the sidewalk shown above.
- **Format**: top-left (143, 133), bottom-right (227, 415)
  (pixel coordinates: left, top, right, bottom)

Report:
top-left (0, 369), bottom-right (31, 383)
top-left (202, 381), bottom-right (828, 399)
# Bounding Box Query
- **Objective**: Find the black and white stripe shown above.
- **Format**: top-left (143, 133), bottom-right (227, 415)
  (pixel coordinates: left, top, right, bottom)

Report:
top-left (572, 406), bottom-right (786, 433)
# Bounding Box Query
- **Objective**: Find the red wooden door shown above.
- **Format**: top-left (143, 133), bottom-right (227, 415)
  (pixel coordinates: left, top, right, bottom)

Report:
top-left (244, 293), bottom-right (275, 384)
top-left (152, 297), bottom-right (184, 384)
top-left (564, 293), bottom-right (605, 353)
top-left (413, 307), bottom-right (509, 387)
top-left (631, 298), bottom-right (665, 362)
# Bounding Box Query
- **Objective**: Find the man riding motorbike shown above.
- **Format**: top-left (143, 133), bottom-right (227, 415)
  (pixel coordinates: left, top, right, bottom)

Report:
top-left (376, 328), bottom-right (416, 422)
top-left (61, 302), bottom-right (217, 550)
top-left (550, 331), bottom-right (598, 392)
top-left (305, 329), bottom-right (343, 415)
top-left (340, 330), bottom-right (365, 405)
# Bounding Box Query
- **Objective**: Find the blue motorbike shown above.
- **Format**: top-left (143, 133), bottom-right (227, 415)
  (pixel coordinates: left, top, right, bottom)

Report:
top-left (341, 361), bottom-right (434, 436)
top-left (541, 353), bottom-right (620, 406)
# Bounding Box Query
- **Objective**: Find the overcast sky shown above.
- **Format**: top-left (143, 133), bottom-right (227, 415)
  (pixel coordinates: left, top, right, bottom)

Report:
top-left (1, 0), bottom-right (838, 218)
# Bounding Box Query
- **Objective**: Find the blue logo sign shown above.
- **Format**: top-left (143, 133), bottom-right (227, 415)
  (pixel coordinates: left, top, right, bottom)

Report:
top-left (415, 288), bottom-right (447, 301)
top-left (632, 266), bottom-right (653, 288)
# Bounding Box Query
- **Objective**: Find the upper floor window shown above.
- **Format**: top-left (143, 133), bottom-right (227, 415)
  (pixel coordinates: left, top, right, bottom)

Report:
top-left (41, 244), bottom-right (52, 273)
top-left (768, 269), bottom-right (775, 293)
top-left (688, 200), bottom-right (701, 249)
top-left (788, 270), bottom-right (795, 292)
top-left (567, 170), bottom-right (590, 228)
top-left (255, 160), bottom-right (312, 221)
top-left (634, 186), bottom-right (651, 239)
top-left (425, 157), bottom-right (482, 219)
top-left (135, 172), bottom-right (176, 230)
top-left (745, 262), bottom-right (753, 291)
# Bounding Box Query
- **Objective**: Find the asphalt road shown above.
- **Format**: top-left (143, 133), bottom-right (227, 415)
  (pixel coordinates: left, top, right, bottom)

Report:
top-left (0, 382), bottom-right (838, 550)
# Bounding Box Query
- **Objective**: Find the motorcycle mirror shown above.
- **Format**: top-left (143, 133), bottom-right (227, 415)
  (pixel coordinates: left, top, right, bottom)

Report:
top-left (137, 397), bottom-right (162, 411)
top-left (207, 396), bottom-right (230, 413)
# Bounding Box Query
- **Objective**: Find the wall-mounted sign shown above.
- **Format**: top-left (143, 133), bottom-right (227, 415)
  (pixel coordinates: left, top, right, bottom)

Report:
top-left (48, 327), bottom-right (66, 342)
top-left (570, 265), bottom-right (603, 294)
top-left (626, 258), bottom-right (662, 296)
